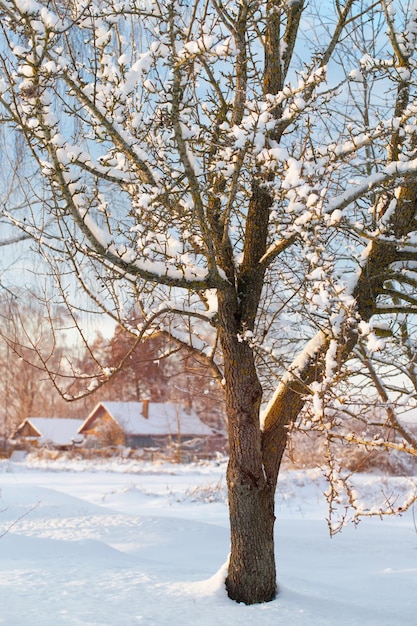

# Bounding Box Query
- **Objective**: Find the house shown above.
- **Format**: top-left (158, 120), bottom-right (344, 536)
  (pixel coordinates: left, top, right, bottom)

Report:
top-left (12, 417), bottom-right (84, 449)
top-left (78, 400), bottom-right (214, 448)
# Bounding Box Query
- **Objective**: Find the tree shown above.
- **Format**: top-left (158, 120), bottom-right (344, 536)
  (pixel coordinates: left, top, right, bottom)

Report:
top-left (76, 322), bottom-right (170, 401)
top-left (96, 321), bottom-right (227, 431)
top-left (0, 296), bottom-right (91, 435)
top-left (1, 0), bottom-right (417, 604)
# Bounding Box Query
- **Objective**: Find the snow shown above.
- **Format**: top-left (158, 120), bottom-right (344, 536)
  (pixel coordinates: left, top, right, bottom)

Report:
top-left (398, 407), bottom-right (417, 425)
top-left (14, 418), bottom-right (84, 446)
top-left (0, 457), bottom-right (416, 625)
top-left (82, 401), bottom-right (214, 436)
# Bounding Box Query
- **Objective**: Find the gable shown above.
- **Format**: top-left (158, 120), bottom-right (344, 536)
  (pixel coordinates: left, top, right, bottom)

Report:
top-left (13, 419), bottom-right (42, 439)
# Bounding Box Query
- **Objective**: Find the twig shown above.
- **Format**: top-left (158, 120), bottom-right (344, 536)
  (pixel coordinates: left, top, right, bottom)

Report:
top-left (0, 501), bottom-right (41, 540)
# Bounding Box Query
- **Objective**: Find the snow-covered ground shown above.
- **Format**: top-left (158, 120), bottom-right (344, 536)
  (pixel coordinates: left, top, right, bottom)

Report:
top-left (0, 455), bottom-right (416, 625)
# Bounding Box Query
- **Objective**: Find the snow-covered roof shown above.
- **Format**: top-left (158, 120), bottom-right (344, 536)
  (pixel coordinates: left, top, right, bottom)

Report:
top-left (20, 418), bottom-right (84, 445)
top-left (81, 401), bottom-right (213, 437)
top-left (397, 407), bottom-right (417, 425)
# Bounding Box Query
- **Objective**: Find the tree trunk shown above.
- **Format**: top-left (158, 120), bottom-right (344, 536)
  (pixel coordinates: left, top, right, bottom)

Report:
top-left (226, 475), bottom-right (276, 604)
top-left (219, 305), bottom-right (277, 604)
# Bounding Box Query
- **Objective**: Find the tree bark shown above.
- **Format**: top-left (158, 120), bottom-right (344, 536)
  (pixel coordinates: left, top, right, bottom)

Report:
top-left (226, 473), bottom-right (276, 604)
top-left (221, 326), bottom-right (277, 604)
top-left (218, 285), bottom-right (277, 604)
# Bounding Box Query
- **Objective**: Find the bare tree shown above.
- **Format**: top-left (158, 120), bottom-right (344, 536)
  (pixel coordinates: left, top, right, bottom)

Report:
top-left (0, 296), bottom-right (89, 435)
top-left (1, 0), bottom-right (417, 604)
top-left (99, 322), bottom-right (226, 430)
